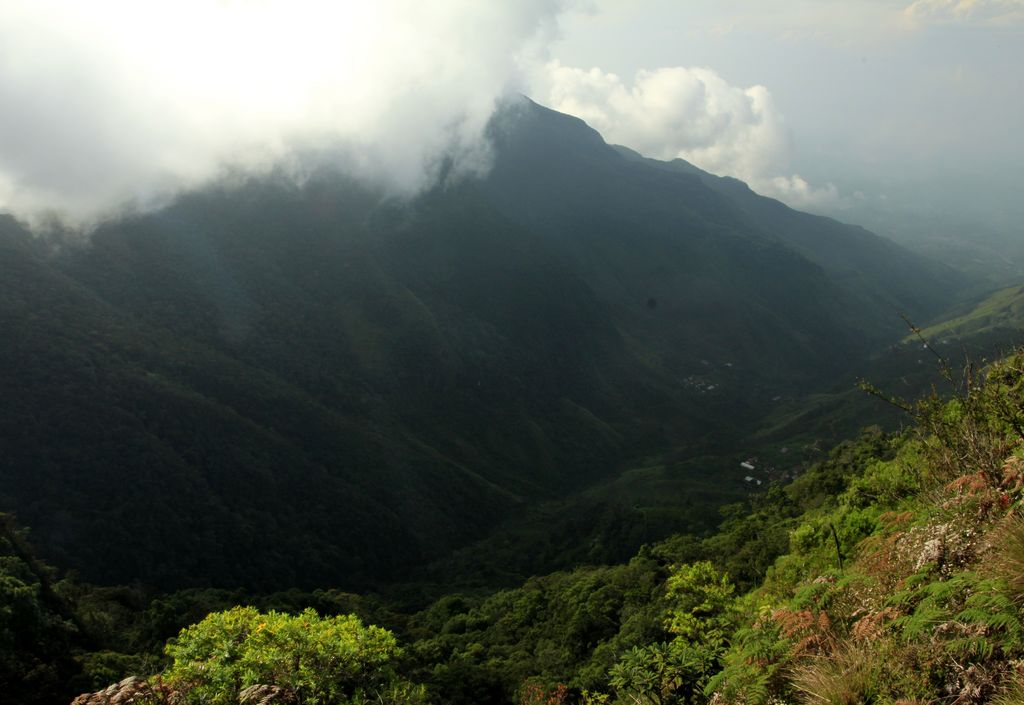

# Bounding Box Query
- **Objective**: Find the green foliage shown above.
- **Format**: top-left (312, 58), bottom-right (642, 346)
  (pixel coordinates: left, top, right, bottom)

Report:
top-left (703, 351), bottom-right (1024, 702)
top-left (163, 606), bottom-right (420, 705)
top-left (912, 350), bottom-right (1024, 485)
top-left (663, 562), bottom-right (735, 643)
top-left (698, 490), bottom-right (797, 593)
top-left (604, 563), bottom-right (736, 705)
top-left (705, 610), bottom-right (790, 705)
top-left (80, 349), bottom-right (1024, 705)
top-left (0, 514), bottom-right (86, 704)
top-left (785, 427), bottom-right (897, 509)
top-left (407, 556), bottom-right (672, 704)
top-left (844, 442), bottom-right (925, 510)
top-left (912, 283), bottom-right (1024, 342)
top-left (609, 640), bottom-right (722, 705)
top-left (893, 573), bottom-right (1024, 662)
top-left (75, 650), bottom-right (151, 692)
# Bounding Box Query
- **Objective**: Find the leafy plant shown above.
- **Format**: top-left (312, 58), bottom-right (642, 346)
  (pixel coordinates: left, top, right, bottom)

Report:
top-left (609, 640), bottom-right (722, 705)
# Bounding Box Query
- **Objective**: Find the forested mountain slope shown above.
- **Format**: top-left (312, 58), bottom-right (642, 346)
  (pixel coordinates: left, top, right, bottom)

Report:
top-left (484, 101), bottom-right (959, 376)
top-left (612, 142), bottom-right (958, 320)
top-left (0, 99), bottom-right (964, 591)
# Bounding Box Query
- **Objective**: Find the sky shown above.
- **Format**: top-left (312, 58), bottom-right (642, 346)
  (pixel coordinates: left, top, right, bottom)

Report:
top-left (541, 0), bottom-right (1024, 235)
top-left (0, 0), bottom-right (1021, 237)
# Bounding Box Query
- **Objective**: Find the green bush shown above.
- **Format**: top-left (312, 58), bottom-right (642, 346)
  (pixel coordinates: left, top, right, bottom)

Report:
top-left (163, 606), bottom-right (424, 705)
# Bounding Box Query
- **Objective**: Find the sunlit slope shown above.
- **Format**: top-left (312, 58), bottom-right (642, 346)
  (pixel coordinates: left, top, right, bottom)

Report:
top-left (912, 284), bottom-right (1024, 341)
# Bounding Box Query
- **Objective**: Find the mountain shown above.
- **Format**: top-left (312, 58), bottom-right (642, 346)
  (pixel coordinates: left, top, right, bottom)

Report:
top-left (0, 98), bottom-right (965, 591)
top-left (609, 142), bottom-right (956, 320)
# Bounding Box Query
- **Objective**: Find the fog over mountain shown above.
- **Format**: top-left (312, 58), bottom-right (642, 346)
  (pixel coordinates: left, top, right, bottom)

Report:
top-left (5, 0), bottom-right (1018, 259)
top-left (0, 2), bottom-right (886, 230)
top-left (0, 1), bottom-right (568, 225)
top-left (3, 0), bottom-right (1022, 254)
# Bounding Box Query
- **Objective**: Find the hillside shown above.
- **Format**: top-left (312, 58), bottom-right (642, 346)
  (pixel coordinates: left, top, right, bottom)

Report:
top-left (382, 349), bottom-right (1024, 705)
top-left (0, 99), bottom-right (966, 592)
top-left (610, 143), bottom-right (958, 325)
top-left (483, 101), bottom-right (959, 379)
top-left (914, 283), bottom-right (1024, 342)
top-left (11, 351), bottom-right (1024, 705)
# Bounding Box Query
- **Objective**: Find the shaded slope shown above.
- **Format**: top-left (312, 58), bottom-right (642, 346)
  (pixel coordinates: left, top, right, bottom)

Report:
top-left (3, 183), bottom-right (699, 590)
top-left (483, 101), bottom-right (856, 389)
top-left (0, 101), bottom-right (966, 592)
top-left (608, 139), bottom-right (960, 330)
top-left (1, 215), bottom-right (523, 590)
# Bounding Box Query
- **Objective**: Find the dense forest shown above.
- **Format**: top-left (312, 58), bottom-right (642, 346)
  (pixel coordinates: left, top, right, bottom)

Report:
top-left (4, 344), bottom-right (1024, 704)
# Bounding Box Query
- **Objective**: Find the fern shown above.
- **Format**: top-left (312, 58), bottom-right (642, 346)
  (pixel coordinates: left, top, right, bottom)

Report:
top-left (955, 582), bottom-right (1024, 656)
top-left (892, 574), bottom-right (968, 642)
top-left (891, 570), bottom-right (1024, 667)
top-left (946, 636), bottom-right (995, 659)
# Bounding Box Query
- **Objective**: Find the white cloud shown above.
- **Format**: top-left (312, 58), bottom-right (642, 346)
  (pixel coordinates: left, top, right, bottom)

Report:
top-left (903, 0), bottom-right (1024, 26)
top-left (534, 61), bottom-right (845, 211)
top-left (0, 0), bottom-right (570, 226)
top-left (0, 0), bottom-right (864, 227)
top-left (766, 175), bottom-right (846, 212)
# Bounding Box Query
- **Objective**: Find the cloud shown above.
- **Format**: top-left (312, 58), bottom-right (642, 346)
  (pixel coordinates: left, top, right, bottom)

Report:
top-left (903, 0), bottom-right (1024, 26)
top-left (766, 175), bottom-right (845, 212)
top-left (534, 61), bottom-right (846, 211)
top-left (0, 0), bottom-right (570, 227)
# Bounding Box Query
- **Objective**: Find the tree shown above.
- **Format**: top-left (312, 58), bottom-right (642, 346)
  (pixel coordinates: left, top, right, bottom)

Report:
top-left (0, 513), bottom-right (82, 704)
top-left (609, 562), bottom-right (736, 705)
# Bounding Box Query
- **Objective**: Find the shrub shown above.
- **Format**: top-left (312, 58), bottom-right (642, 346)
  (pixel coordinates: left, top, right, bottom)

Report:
top-left (163, 606), bottom-right (422, 705)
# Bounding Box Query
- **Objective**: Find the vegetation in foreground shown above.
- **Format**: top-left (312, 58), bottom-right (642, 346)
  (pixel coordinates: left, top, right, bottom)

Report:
top-left (7, 348), bottom-right (1024, 704)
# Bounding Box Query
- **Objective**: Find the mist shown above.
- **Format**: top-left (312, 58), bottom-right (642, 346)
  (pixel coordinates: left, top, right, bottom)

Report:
top-left (0, 0), bottom-right (569, 227)
top-left (7, 0), bottom-right (1016, 243)
top-left (1, 0), bottom-right (858, 232)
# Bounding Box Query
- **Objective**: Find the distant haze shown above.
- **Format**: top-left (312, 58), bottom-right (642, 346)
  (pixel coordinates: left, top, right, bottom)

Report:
top-left (1, 0), bottom-right (1021, 241)
top-left (543, 0), bottom-right (1024, 237)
